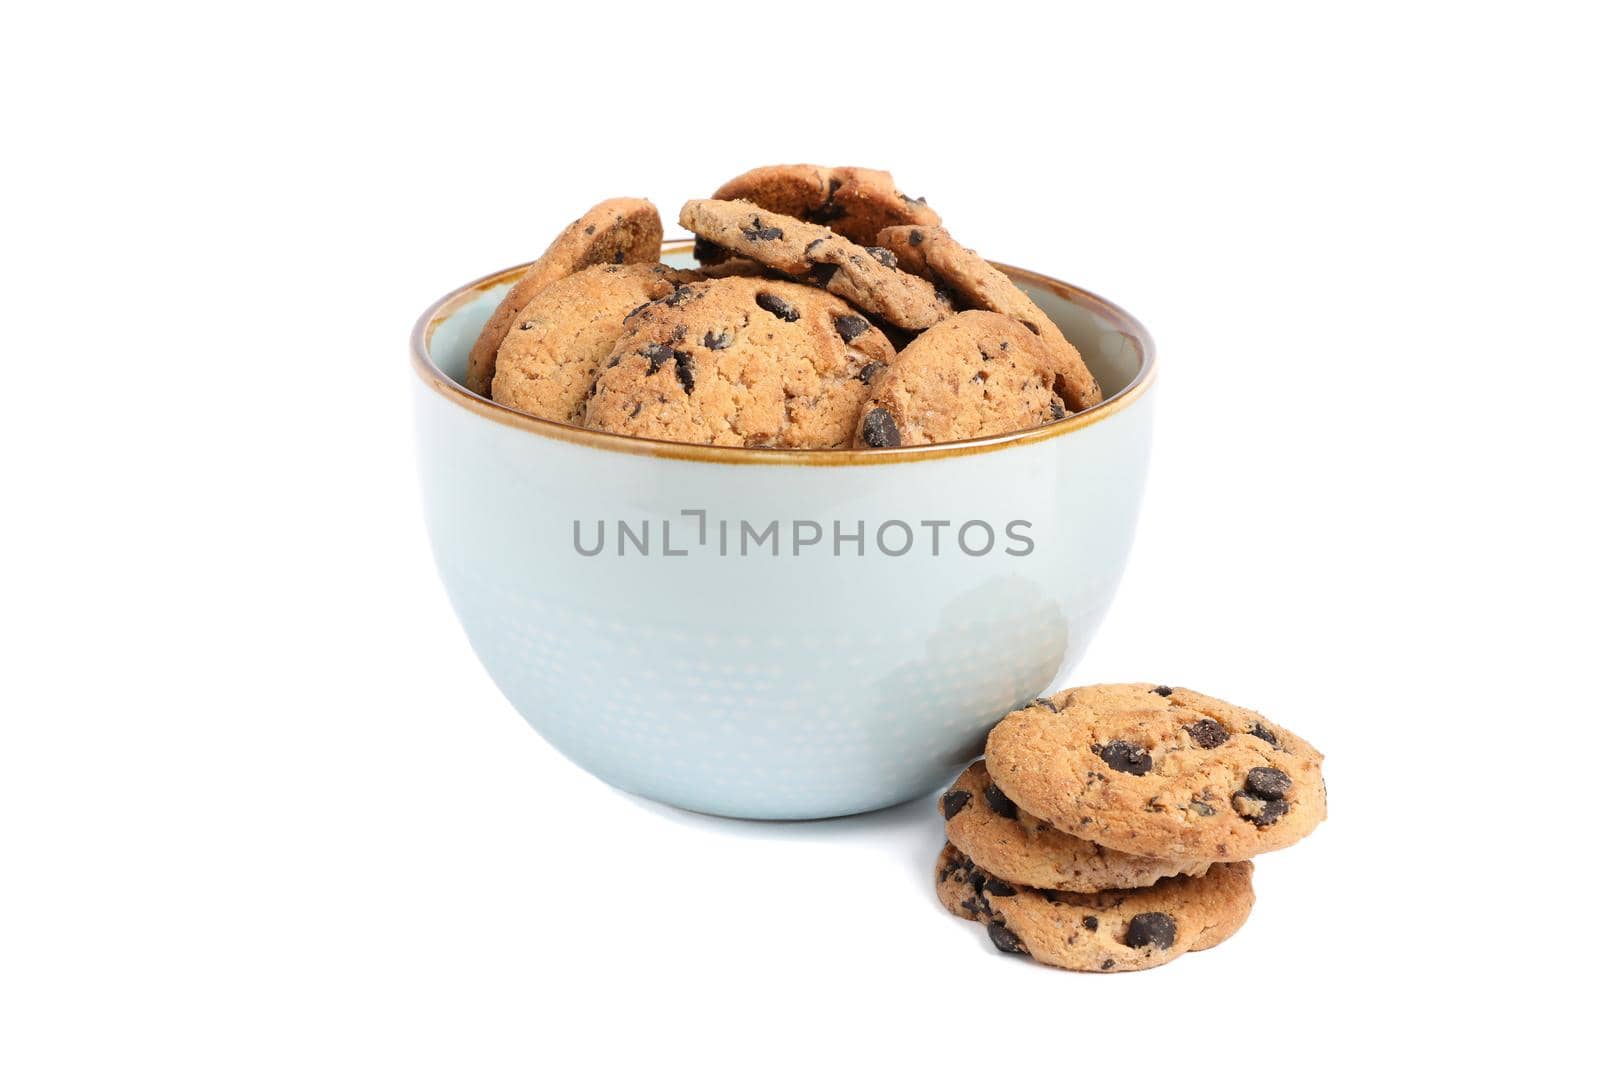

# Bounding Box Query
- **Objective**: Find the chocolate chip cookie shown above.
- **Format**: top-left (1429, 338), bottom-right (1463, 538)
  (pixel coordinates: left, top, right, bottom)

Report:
top-left (985, 685), bottom-right (1327, 863)
top-left (706, 164), bottom-right (941, 250)
top-left (465, 198), bottom-right (662, 395)
top-left (679, 199), bottom-right (951, 331)
top-left (936, 843), bottom-right (1254, 973)
top-left (489, 263), bottom-right (702, 422)
top-left (852, 311), bottom-right (1076, 447)
top-left (940, 761), bottom-right (1210, 892)
top-left (582, 276), bottom-right (896, 448)
top-left (877, 225), bottom-right (1101, 411)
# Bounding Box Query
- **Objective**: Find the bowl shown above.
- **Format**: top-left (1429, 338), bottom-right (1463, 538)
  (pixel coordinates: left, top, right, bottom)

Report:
top-left (411, 240), bottom-right (1155, 819)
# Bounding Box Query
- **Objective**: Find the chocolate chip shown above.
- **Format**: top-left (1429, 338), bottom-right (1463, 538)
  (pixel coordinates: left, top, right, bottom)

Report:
top-left (624, 303), bottom-right (651, 320)
top-left (755, 292), bottom-right (800, 322)
top-left (866, 245), bottom-right (897, 268)
top-left (1189, 799), bottom-right (1216, 817)
top-left (612, 249), bottom-right (625, 264)
top-left (900, 193), bottom-right (927, 206)
top-left (857, 360), bottom-right (886, 385)
top-left (518, 321), bottom-right (535, 331)
top-left (741, 216), bottom-right (783, 241)
top-left (1249, 722), bottom-right (1279, 747)
top-left (941, 789), bottom-right (971, 819)
top-left (987, 922), bottom-right (1027, 955)
top-left (1082, 916), bottom-right (1099, 931)
top-left (1231, 790), bottom-right (1289, 827)
top-left (984, 783), bottom-right (1019, 820)
top-left (984, 878), bottom-right (1017, 897)
top-left (1095, 740), bottom-right (1152, 776)
top-left (628, 401), bottom-right (642, 418)
top-left (1101, 959), bottom-right (1115, 970)
top-left (642, 343), bottom-right (678, 372)
top-left (834, 314), bottom-right (870, 342)
top-left (860, 407), bottom-right (901, 448)
top-left (1153, 685), bottom-right (1173, 697)
top-left (693, 236), bottom-right (725, 262)
top-left (636, 342), bottom-right (694, 394)
top-left (807, 262), bottom-right (839, 287)
top-left (584, 224), bottom-right (596, 236)
top-left (909, 229), bottom-right (924, 246)
top-left (1124, 912), bottom-right (1177, 950)
top-left (804, 237), bottom-right (830, 257)
top-left (1228, 764), bottom-right (1292, 825)
top-left (1049, 398), bottom-right (1067, 420)
top-left (664, 286), bottom-right (694, 307)
top-left (703, 330), bottom-right (731, 350)
top-left (1245, 767), bottom-right (1291, 800)
top-left (805, 202), bottom-right (845, 224)
top-left (1184, 719), bottom-right (1230, 749)
top-left (1257, 798), bottom-right (1289, 825)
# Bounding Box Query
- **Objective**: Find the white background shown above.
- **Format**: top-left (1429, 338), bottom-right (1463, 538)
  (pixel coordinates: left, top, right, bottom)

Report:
top-left (3, 2), bottom-right (1595, 1062)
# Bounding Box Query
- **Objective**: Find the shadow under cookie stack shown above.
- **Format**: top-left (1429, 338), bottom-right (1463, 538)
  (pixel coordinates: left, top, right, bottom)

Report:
top-left (937, 684), bottom-right (1326, 973)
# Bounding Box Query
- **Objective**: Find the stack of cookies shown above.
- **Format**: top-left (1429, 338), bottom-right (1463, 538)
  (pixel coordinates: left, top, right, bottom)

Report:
top-left (937, 684), bottom-right (1326, 973)
top-left (465, 164), bottom-right (1103, 449)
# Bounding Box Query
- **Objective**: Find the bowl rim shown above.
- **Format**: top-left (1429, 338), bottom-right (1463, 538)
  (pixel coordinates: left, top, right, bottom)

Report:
top-left (410, 239), bottom-right (1156, 466)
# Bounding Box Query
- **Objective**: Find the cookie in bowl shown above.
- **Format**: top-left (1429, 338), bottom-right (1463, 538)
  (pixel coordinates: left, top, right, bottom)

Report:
top-left (582, 276), bottom-right (896, 448)
top-left (490, 263), bottom-right (702, 423)
top-left (701, 163), bottom-right (940, 252)
top-left (465, 197), bottom-right (663, 395)
top-left (679, 198), bottom-right (953, 331)
top-left (853, 311), bottom-right (1076, 447)
top-left (878, 224), bottom-right (1101, 411)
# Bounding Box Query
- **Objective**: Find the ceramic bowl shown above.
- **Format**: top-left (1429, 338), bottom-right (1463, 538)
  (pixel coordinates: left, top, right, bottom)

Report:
top-left (412, 241), bottom-right (1155, 819)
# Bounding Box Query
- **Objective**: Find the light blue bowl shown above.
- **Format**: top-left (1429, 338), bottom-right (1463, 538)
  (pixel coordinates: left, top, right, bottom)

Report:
top-left (412, 243), bottom-right (1155, 818)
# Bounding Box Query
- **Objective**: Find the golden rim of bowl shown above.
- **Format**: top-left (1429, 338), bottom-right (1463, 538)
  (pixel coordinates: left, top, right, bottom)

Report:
top-left (410, 239), bottom-right (1156, 466)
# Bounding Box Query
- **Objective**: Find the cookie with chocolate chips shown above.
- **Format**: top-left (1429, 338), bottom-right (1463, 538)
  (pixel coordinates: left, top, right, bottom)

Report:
top-left (852, 311), bottom-right (1079, 447)
top-left (678, 199), bottom-right (952, 331)
top-left (877, 225), bottom-right (1102, 411)
top-left (582, 276), bottom-right (896, 448)
top-left (985, 685), bottom-right (1327, 863)
top-left (936, 843), bottom-right (1254, 973)
top-left (941, 761), bottom-right (1211, 892)
top-left (490, 263), bottom-right (702, 423)
top-left (703, 164), bottom-right (941, 251)
top-left (465, 198), bottom-right (663, 395)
